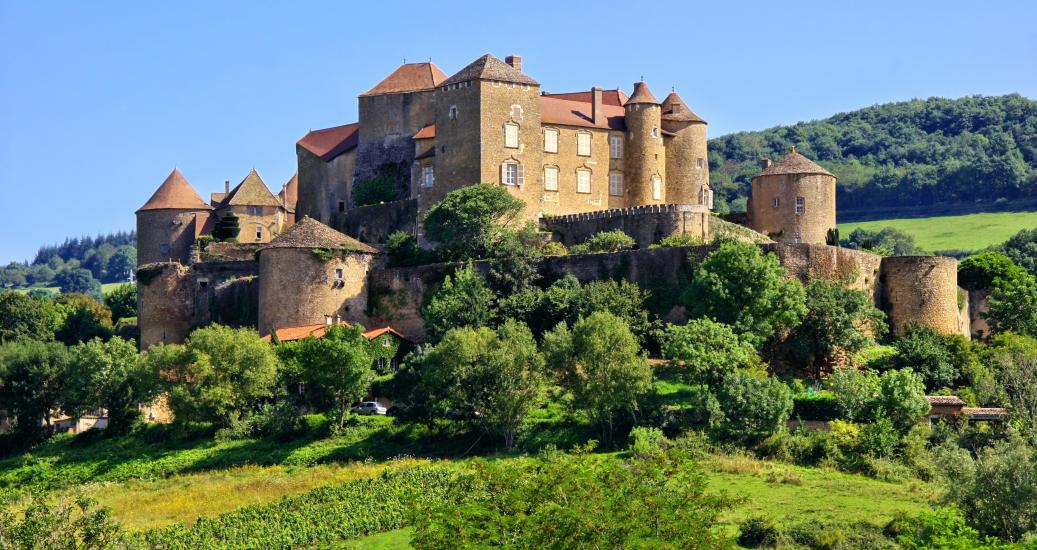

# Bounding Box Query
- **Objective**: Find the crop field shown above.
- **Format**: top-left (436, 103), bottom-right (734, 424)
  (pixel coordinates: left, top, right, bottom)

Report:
top-left (838, 210), bottom-right (1037, 253)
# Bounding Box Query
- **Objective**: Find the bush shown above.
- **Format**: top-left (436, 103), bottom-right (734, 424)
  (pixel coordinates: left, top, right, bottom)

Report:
top-left (877, 368), bottom-right (931, 431)
top-left (421, 263), bottom-right (496, 340)
top-left (827, 368), bottom-right (880, 421)
top-left (540, 241), bottom-right (568, 256)
top-left (352, 175), bottom-right (396, 206)
top-left (650, 234), bottom-right (704, 248)
top-left (627, 426), bottom-right (669, 458)
top-left (569, 230), bottom-right (636, 254)
top-left (888, 507), bottom-right (1014, 550)
top-left (293, 413), bottom-right (331, 438)
top-left (791, 392), bottom-right (841, 421)
top-left (659, 319), bottom-right (759, 386)
top-left (859, 417), bottom-right (900, 459)
top-left (0, 494), bottom-right (121, 549)
top-left (386, 230), bottom-right (432, 267)
top-left (738, 516), bottom-right (780, 548)
top-left (715, 372), bottom-right (794, 440)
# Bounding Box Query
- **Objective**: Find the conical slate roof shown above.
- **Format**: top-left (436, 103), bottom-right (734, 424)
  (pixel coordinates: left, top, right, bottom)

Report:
top-left (440, 54), bottom-right (539, 87)
top-left (755, 148), bottom-right (835, 178)
top-left (360, 62), bottom-right (449, 97)
top-left (137, 168), bottom-right (211, 213)
top-left (626, 81), bottom-right (659, 105)
top-left (661, 91), bottom-right (706, 124)
top-left (220, 169), bottom-right (283, 208)
top-left (262, 216), bottom-right (378, 253)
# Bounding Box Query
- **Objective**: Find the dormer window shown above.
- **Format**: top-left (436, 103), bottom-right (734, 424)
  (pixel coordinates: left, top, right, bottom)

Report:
top-left (504, 123), bottom-right (520, 148)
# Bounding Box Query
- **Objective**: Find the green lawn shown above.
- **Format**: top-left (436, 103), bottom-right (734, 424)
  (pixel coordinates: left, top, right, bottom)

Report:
top-left (838, 210), bottom-right (1037, 253)
top-left (13, 282), bottom-right (128, 296)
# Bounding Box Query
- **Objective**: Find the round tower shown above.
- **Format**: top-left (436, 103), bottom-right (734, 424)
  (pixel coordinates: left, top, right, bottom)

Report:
top-left (660, 91), bottom-right (709, 206)
top-left (880, 256), bottom-right (962, 336)
top-left (136, 169), bottom-right (212, 265)
top-left (748, 147), bottom-right (836, 244)
top-left (257, 217), bottom-right (379, 336)
top-left (624, 81), bottom-right (666, 205)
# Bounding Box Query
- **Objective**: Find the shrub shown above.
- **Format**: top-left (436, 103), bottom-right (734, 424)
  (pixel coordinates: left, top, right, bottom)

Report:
top-left (352, 174), bottom-right (396, 206)
top-left (715, 372), bottom-right (794, 440)
top-left (423, 184), bottom-right (525, 260)
top-left (659, 319), bottom-right (759, 386)
top-left (889, 507), bottom-right (1013, 550)
top-left (0, 494), bottom-right (121, 549)
top-left (103, 283), bottom-right (136, 322)
top-left (0, 291), bottom-right (55, 343)
top-left (540, 241), bottom-right (568, 256)
top-left (650, 234), bottom-right (704, 248)
top-left (386, 230), bottom-right (428, 267)
top-left (294, 413), bottom-right (331, 438)
top-left (828, 419), bottom-right (862, 452)
top-left (627, 426), bottom-right (669, 458)
top-left (888, 324), bottom-right (960, 391)
top-left (859, 417), bottom-right (900, 459)
top-left (877, 368), bottom-right (931, 431)
top-left (569, 230), bottom-right (636, 254)
top-left (827, 368), bottom-right (880, 421)
top-left (791, 392), bottom-right (841, 421)
top-left (421, 263), bottom-right (496, 340)
top-left (738, 516), bottom-right (780, 548)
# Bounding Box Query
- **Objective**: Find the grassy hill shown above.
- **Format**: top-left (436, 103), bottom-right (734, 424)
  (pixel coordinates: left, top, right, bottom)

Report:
top-left (838, 210), bottom-right (1037, 254)
top-left (708, 94), bottom-right (1037, 216)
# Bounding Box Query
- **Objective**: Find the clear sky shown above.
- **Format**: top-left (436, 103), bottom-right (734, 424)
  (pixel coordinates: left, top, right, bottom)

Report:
top-left (1, 0), bottom-right (1034, 263)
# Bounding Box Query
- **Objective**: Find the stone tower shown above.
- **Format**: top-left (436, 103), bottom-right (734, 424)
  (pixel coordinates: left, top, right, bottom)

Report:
top-left (624, 81), bottom-right (666, 205)
top-left (135, 168), bottom-right (212, 265)
top-left (660, 91), bottom-right (709, 206)
top-left (257, 217), bottom-right (379, 336)
top-left (748, 148), bottom-right (836, 244)
top-left (881, 256), bottom-right (963, 336)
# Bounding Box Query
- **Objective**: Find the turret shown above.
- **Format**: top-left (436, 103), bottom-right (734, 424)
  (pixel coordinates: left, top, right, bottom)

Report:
top-left (135, 168), bottom-right (212, 265)
top-left (623, 81), bottom-right (665, 205)
top-left (748, 147), bottom-right (836, 244)
top-left (660, 91), bottom-right (709, 206)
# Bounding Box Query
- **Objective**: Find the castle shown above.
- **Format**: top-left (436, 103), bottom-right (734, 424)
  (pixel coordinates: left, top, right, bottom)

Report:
top-left (135, 53), bottom-right (969, 350)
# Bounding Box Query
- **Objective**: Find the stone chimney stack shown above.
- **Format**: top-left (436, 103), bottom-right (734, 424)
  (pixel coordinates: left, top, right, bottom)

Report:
top-left (224, 180), bottom-right (230, 193)
top-left (592, 86), bottom-right (604, 126)
top-left (760, 158), bottom-right (772, 170)
top-left (505, 55), bottom-right (522, 72)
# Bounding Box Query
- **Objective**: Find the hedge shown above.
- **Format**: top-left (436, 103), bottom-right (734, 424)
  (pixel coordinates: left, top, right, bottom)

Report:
top-left (791, 392), bottom-right (841, 421)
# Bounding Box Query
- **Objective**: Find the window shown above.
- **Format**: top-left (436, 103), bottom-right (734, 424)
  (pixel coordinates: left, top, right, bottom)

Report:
top-left (696, 158), bottom-right (704, 171)
top-left (576, 169), bottom-right (591, 194)
top-left (504, 123), bottom-right (519, 148)
top-left (796, 196), bottom-right (805, 214)
top-left (609, 135), bottom-right (623, 159)
top-left (248, 206), bottom-right (262, 216)
top-left (652, 175), bottom-right (662, 200)
top-left (544, 128), bottom-right (558, 153)
top-left (334, 268), bottom-right (344, 283)
top-left (772, 197), bottom-right (780, 208)
top-left (544, 166), bottom-right (559, 191)
top-left (159, 243), bottom-right (170, 256)
top-left (502, 162), bottom-right (524, 186)
top-left (422, 165), bottom-right (434, 188)
top-left (700, 187), bottom-right (714, 209)
top-left (651, 127), bottom-right (659, 139)
top-left (338, 200), bottom-right (346, 212)
top-left (609, 172), bottom-right (623, 196)
top-left (255, 225), bottom-right (263, 241)
top-left (577, 132), bottom-right (592, 156)
top-left (448, 106), bottom-right (458, 120)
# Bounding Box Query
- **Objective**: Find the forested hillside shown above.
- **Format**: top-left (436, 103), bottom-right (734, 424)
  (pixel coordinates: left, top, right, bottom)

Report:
top-left (708, 94), bottom-right (1037, 215)
top-left (0, 231), bottom-right (136, 291)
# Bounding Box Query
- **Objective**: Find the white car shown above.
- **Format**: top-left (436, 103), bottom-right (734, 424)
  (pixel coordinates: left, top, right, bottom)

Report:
top-left (351, 401), bottom-right (388, 415)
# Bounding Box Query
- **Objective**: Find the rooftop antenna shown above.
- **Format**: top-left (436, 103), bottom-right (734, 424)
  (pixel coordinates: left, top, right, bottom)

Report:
top-left (403, 57), bottom-right (407, 64)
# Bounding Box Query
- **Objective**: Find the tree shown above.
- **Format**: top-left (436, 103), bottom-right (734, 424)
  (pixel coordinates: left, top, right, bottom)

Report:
top-left (984, 333), bottom-right (1037, 443)
top-left (0, 291), bottom-right (55, 343)
top-left (424, 321), bottom-right (543, 448)
top-left (826, 368), bottom-right (880, 422)
top-left (105, 245), bottom-right (137, 282)
top-left (841, 227), bottom-right (922, 256)
top-left (423, 183), bottom-right (525, 260)
top-left (212, 211), bottom-right (241, 242)
top-left (351, 175), bottom-right (396, 207)
top-left (888, 324), bottom-right (961, 391)
top-left (63, 337), bottom-right (157, 435)
top-left (876, 368), bottom-right (931, 431)
top-left (569, 230), bottom-right (636, 254)
top-left (684, 240), bottom-right (807, 347)
top-left (785, 280), bottom-right (886, 379)
top-left (277, 324), bottom-right (375, 428)
top-left (0, 494), bottom-right (122, 549)
top-left (714, 371), bottom-right (793, 439)
top-left (960, 252), bottom-right (1037, 337)
top-left (0, 339), bottom-right (69, 440)
top-left (485, 221), bottom-right (542, 295)
top-left (421, 263), bottom-right (496, 340)
top-left (998, 228), bottom-right (1037, 279)
top-left (53, 293), bottom-right (113, 346)
top-left (942, 437), bottom-right (1037, 541)
top-left (659, 319), bottom-right (759, 386)
top-left (54, 268), bottom-right (102, 298)
top-left (542, 312), bottom-right (653, 445)
top-left (151, 325), bottom-right (279, 426)
top-left (959, 252), bottom-right (1022, 291)
top-left (104, 283), bottom-right (137, 322)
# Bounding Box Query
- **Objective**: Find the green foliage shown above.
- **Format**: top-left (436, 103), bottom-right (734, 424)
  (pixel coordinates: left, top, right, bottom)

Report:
top-left (841, 227), bottom-right (922, 256)
top-left (386, 230), bottom-right (434, 267)
top-left (0, 494), bottom-right (121, 549)
top-left (859, 417), bottom-right (901, 458)
top-left (423, 183), bottom-right (525, 260)
top-left (150, 325), bottom-right (279, 427)
top-left (738, 516), bottom-right (781, 548)
top-left (890, 507), bottom-right (1015, 550)
top-left (959, 252), bottom-right (1023, 291)
top-left (877, 368), bottom-right (932, 431)
top-left (659, 318), bottom-right (759, 386)
top-left (541, 241), bottom-right (568, 256)
top-left (888, 324), bottom-right (963, 391)
top-left (311, 247), bottom-right (336, 262)
top-left (0, 291), bottom-right (55, 343)
top-left (63, 337), bottom-right (157, 435)
top-left (0, 339), bottom-right (70, 440)
top-left (53, 293), bottom-right (113, 345)
top-left (103, 283), bottom-right (136, 322)
top-left (708, 95), bottom-right (1037, 213)
top-left (421, 263), bottom-right (496, 340)
top-left (568, 229), bottom-right (636, 254)
top-left (785, 279), bottom-right (887, 378)
top-left (984, 334), bottom-right (1037, 442)
top-left (986, 267), bottom-right (1037, 338)
top-left (650, 233), bottom-right (705, 249)
top-left (627, 426), bottom-right (669, 459)
top-left (54, 267), bottom-right (102, 298)
top-left (684, 240), bottom-right (807, 347)
top-left (791, 392), bottom-right (842, 421)
top-left (352, 174), bottom-right (396, 207)
top-left (714, 371), bottom-right (794, 440)
top-left (212, 211), bottom-right (241, 242)
top-left (410, 450), bottom-right (735, 549)
top-left (543, 312), bottom-right (653, 445)
top-left (827, 368), bottom-right (880, 422)
top-left (485, 221), bottom-right (543, 295)
top-left (998, 227), bottom-right (1037, 279)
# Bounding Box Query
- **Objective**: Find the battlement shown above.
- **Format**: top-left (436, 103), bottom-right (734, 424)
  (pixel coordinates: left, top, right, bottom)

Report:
top-left (543, 203), bottom-right (708, 224)
top-left (540, 203), bottom-right (711, 248)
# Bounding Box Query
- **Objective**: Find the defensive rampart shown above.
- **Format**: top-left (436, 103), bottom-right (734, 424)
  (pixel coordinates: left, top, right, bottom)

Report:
top-left (540, 203), bottom-right (710, 249)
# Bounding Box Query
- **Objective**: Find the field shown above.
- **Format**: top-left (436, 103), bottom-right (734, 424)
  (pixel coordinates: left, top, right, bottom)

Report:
top-left (838, 210), bottom-right (1037, 253)
top-left (14, 281), bottom-right (127, 296)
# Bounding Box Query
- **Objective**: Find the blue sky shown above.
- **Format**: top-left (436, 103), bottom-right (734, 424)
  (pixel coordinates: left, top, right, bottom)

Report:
top-left (1, 0), bottom-right (1034, 263)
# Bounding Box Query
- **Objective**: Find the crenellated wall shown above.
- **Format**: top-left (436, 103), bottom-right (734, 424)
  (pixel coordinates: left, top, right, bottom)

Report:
top-left (540, 203), bottom-right (711, 249)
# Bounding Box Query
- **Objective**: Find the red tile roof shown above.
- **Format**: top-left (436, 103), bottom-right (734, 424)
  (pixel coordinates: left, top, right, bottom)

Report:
top-left (542, 89), bottom-right (629, 106)
top-left (962, 407), bottom-right (1009, 421)
top-left (262, 216), bottom-right (378, 253)
top-left (540, 96), bottom-right (626, 131)
top-left (926, 395), bottom-right (966, 406)
top-left (661, 91), bottom-right (706, 124)
top-left (413, 124), bottom-right (435, 140)
top-left (363, 326), bottom-right (405, 340)
top-left (755, 148), bottom-right (835, 178)
top-left (298, 123), bottom-right (360, 162)
top-left (441, 54), bottom-right (539, 87)
top-left (627, 81), bottom-right (659, 105)
top-left (360, 63), bottom-right (448, 97)
top-left (262, 321), bottom-right (406, 343)
top-left (137, 169), bottom-right (212, 213)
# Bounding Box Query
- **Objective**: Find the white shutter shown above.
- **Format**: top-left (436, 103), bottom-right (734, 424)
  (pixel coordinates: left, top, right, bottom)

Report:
top-left (517, 163), bottom-right (524, 185)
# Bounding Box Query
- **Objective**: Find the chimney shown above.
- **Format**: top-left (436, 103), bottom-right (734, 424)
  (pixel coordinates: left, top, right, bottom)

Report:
top-left (505, 55), bottom-right (522, 72)
top-left (591, 87), bottom-right (604, 126)
top-left (224, 180), bottom-right (230, 193)
top-left (760, 158), bottom-right (772, 169)
top-left (281, 184), bottom-right (287, 207)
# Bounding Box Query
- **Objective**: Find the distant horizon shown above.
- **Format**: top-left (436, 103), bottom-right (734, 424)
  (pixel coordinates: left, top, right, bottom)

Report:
top-left (2, 0), bottom-right (1035, 263)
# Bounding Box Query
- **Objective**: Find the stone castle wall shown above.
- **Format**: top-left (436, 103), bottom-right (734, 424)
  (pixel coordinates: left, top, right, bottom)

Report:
top-left (200, 242), bottom-right (263, 263)
top-left (477, 80), bottom-right (544, 222)
top-left (296, 146), bottom-right (356, 227)
top-left (540, 125), bottom-right (623, 216)
top-left (137, 210), bottom-right (204, 265)
top-left (540, 204), bottom-right (711, 249)
top-left (968, 289), bottom-right (991, 340)
top-left (662, 120), bottom-right (708, 205)
top-left (356, 90), bottom-right (437, 197)
top-left (749, 173), bottom-right (836, 245)
top-left (338, 198), bottom-right (418, 244)
top-left (880, 256), bottom-right (962, 336)
top-left (424, 82), bottom-right (482, 222)
top-left (137, 263), bottom-right (194, 348)
top-left (191, 260), bottom-right (260, 330)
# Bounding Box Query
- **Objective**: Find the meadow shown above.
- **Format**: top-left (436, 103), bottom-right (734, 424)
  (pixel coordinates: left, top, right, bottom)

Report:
top-left (838, 210), bottom-right (1037, 253)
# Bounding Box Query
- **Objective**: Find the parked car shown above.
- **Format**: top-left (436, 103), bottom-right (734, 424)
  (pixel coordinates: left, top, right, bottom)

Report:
top-left (351, 401), bottom-right (388, 415)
